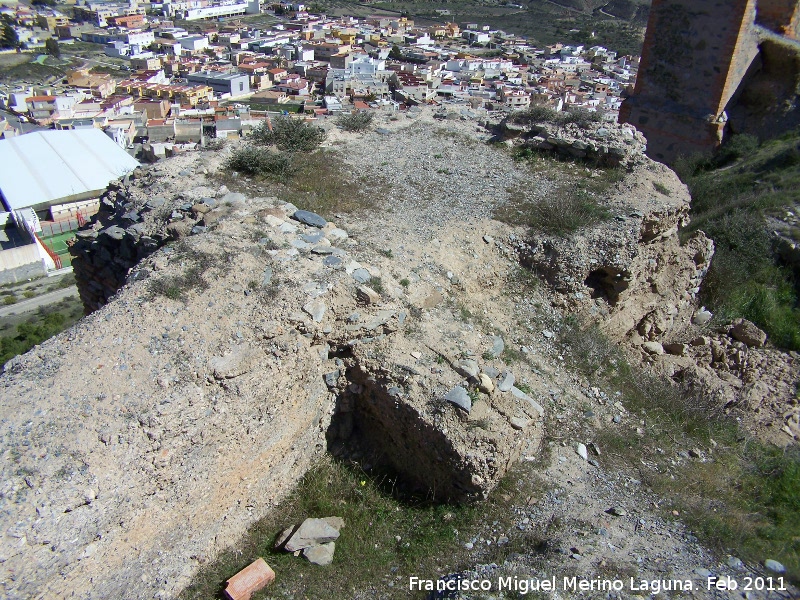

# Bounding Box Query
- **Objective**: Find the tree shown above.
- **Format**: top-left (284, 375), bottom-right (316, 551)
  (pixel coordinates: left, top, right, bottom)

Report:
top-left (389, 44), bottom-right (403, 60)
top-left (0, 16), bottom-right (18, 50)
top-left (45, 37), bottom-right (60, 58)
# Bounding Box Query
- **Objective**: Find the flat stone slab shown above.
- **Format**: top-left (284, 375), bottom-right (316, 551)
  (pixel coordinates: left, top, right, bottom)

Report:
top-left (284, 518), bottom-right (341, 552)
top-left (303, 542), bottom-right (335, 566)
top-left (208, 344), bottom-right (263, 379)
top-left (292, 209), bottom-right (327, 228)
top-left (444, 386), bottom-right (471, 413)
top-left (510, 386), bottom-right (544, 418)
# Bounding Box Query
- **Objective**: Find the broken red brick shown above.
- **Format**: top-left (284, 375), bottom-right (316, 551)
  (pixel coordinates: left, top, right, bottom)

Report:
top-left (223, 558), bottom-right (275, 600)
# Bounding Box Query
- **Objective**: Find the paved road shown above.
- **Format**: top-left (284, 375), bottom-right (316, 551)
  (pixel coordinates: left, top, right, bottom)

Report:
top-left (0, 108), bottom-right (48, 134)
top-left (0, 285), bottom-right (79, 318)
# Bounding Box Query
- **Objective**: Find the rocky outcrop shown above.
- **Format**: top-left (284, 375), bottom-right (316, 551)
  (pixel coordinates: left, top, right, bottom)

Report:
top-left (1, 172), bottom-right (544, 598)
top-left (518, 160), bottom-right (714, 347)
top-left (499, 117), bottom-right (648, 168)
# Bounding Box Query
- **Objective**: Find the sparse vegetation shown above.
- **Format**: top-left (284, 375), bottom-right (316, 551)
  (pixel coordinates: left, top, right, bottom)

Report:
top-left (1, 300), bottom-right (83, 366)
top-left (249, 117), bottom-right (326, 153)
top-left (678, 132), bottom-right (800, 350)
top-left (336, 111), bottom-right (374, 133)
top-left (226, 146), bottom-right (294, 181)
top-left (653, 181), bottom-right (671, 195)
top-left (558, 318), bottom-right (800, 581)
top-left (181, 456), bottom-right (547, 600)
top-left (510, 105), bottom-right (604, 129)
top-left (149, 263), bottom-right (209, 302)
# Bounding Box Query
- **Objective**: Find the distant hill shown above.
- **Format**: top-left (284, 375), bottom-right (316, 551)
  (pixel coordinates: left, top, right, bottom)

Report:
top-left (533, 0), bottom-right (650, 22)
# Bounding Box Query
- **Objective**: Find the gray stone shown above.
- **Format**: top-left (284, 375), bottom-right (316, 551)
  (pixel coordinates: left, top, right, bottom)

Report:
top-left (324, 370), bottom-right (339, 388)
top-left (376, 128), bottom-right (391, 135)
top-left (510, 386), bottom-right (544, 417)
top-left (352, 268), bottom-right (372, 284)
top-left (642, 341), bottom-right (664, 355)
top-left (483, 235), bottom-right (494, 244)
top-left (663, 343), bottom-right (686, 356)
top-left (356, 286), bottom-right (380, 305)
top-left (483, 365), bottom-right (500, 378)
top-left (478, 373), bottom-right (494, 393)
top-left (444, 386), bottom-right (471, 413)
top-left (290, 239), bottom-right (311, 250)
top-left (606, 507), bottom-right (626, 517)
top-left (191, 226), bottom-right (208, 235)
top-left (327, 228), bottom-right (348, 241)
top-left (275, 526), bottom-right (295, 549)
top-left (490, 336), bottom-right (504, 357)
top-left (303, 300), bottom-right (326, 322)
top-left (542, 330), bottom-right (554, 339)
top-left (312, 245), bottom-right (335, 255)
top-left (321, 516), bottom-right (345, 531)
top-left (302, 231), bottom-right (325, 243)
top-left (456, 359), bottom-right (479, 379)
top-left (695, 568), bottom-right (712, 578)
top-left (262, 267), bottom-right (273, 286)
top-left (122, 210), bottom-right (140, 222)
top-left (284, 518), bottom-right (341, 552)
top-left (323, 256), bottom-right (343, 268)
top-left (302, 542), bottom-right (336, 565)
top-left (146, 197), bottom-right (166, 208)
top-left (727, 556), bottom-right (743, 570)
top-left (208, 344), bottom-right (262, 379)
top-left (222, 192), bottom-right (247, 204)
top-left (509, 417), bottom-right (528, 431)
top-left (764, 559), bottom-right (785, 573)
top-left (102, 225), bottom-right (126, 241)
top-left (178, 202), bottom-right (193, 211)
top-left (201, 197), bottom-right (217, 208)
top-left (498, 371), bottom-right (515, 392)
top-left (292, 209), bottom-right (327, 228)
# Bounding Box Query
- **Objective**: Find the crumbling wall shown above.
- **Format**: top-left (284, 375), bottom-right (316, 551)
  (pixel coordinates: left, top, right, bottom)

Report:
top-left (619, 0), bottom-right (765, 163)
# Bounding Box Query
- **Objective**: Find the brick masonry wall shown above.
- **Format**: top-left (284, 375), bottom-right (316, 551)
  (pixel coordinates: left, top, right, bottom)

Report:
top-left (757, 0), bottom-right (800, 38)
top-left (621, 0), bottom-right (772, 163)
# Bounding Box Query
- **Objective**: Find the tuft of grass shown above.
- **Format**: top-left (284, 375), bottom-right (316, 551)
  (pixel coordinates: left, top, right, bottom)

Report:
top-left (509, 105), bottom-right (603, 129)
top-left (226, 146), bottom-right (294, 181)
top-left (368, 276), bottom-right (384, 295)
top-left (399, 278), bottom-right (410, 288)
top-left (653, 181), bottom-right (671, 196)
top-left (149, 263), bottom-right (209, 302)
top-left (378, 249), bottom-right (393, 259)
top-left (523, 190), bottom-right (610, 236)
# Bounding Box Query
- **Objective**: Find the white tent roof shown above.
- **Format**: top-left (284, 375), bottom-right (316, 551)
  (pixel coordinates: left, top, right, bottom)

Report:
top-left (0, 129), bottom-right (139, 212)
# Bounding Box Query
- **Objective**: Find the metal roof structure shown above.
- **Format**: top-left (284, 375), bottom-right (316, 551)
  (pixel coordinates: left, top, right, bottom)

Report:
top-left (0, 129), bottom-right (139, 213)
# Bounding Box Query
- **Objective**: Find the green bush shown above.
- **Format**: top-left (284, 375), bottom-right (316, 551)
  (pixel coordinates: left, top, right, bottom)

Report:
top-left (526, 190), bottom-right (610, 235)
top-left (509, 105), bottom-right (602, 129)
top-left (226, 146), bottom-right (294, 180)
top-left (714, 134), bottom-right (759, 166)
top-left (249, 117), bottom-right (326, 152)
top-left (1, 312), bottom-right (67, 366)
top-left (510, 104), bottom-right (559, 125)
top-left (337, 111), bottom-right (374, 132)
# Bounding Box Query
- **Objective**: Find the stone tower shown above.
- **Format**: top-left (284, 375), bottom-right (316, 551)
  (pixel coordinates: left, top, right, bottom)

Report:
top-left (620, 0), bottom-right (763, 163)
